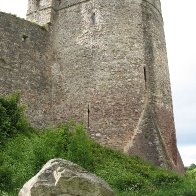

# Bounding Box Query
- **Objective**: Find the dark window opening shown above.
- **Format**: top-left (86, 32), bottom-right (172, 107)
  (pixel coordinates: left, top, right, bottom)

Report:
top-left (144, 66), bottom-right (147, 88)
top-left (91, 12), bottom-right (96, 25)
top-left (22, 35), bottom-right (28, 42)
top-left (88, 104), bottom-right (90, 129)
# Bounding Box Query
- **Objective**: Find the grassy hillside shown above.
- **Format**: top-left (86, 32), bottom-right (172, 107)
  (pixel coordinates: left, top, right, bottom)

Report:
top-left (0, 94), bottom-right (196, 196)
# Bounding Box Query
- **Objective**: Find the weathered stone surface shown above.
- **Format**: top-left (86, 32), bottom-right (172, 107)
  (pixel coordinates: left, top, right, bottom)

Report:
top-left (0, 0), bottom-right (185, 174)
top-left (19, 159), bottom-right (114, 196)
top-left (0, 12), bottom-right (54, 127)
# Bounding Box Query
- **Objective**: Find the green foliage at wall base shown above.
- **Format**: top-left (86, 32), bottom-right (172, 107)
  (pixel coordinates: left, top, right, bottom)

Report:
top-left (0, 94), bottom-right (196, 196)
top-left (0, 93), bottom-right (30, 146)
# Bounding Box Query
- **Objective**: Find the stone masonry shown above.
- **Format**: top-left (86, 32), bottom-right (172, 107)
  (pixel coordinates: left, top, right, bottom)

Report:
top-left (0, 0), bottom-right (184, 174)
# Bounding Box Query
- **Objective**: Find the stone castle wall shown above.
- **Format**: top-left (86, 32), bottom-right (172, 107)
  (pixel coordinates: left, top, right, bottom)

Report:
top-left (51, 0), bottom-right (146, 150)
top-left (49, 0), bottom-right (184, 172)
top-left (0, 12), bottom-right (53, 126)
top-left (126, 0), bottom-right (179, 169)
top-left (0, 0), bottom-right (184, 174)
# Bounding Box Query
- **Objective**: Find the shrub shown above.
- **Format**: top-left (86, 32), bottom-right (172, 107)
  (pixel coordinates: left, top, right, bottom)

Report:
top-left (152, 172), bottom-right (181, 187)
top-left (187, 164), bottom-right (196, 171)
top-left (0, 128), bottom-right (70, 195)
top-left (0, 93), bottom-right (29, 146)
top-left (0, 167), bottom-right (13, 192)
top-left (187, 168), bottom-right (196, 180)
top-left (67, 123), bottom-right (94, 171)
top-left (0, 134), bottom-right (35, 193)
top-left (0, 93), bottom-right (196, 196)
top-left (32, 128), bottom-right (68, 173)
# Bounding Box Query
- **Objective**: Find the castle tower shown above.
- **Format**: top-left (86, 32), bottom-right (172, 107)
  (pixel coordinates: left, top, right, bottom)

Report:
top-left (26, 0), bottom-right (184, 173)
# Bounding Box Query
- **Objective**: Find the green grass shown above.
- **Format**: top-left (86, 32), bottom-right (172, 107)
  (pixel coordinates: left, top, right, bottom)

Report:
top-left (0, 94), bottom-right (196, 196)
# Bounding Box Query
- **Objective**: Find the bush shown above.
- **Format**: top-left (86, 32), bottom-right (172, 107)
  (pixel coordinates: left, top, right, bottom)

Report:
top-left (152, 173), bottom-right (181, 187)
top-left (0, 167), bottom-right (13, 192)
top-left (0, 134), bottom-right (35, 193)
top-left (187, 168), bottom-right (196, 180)
top-left (32, 127), bottom-right (68, 173)
top-left (187, 164), bottom-right (196, 171)
top-left (0, 93), bottom-right (196, 196)
top-left (0, 93), bottom-right (29, 146)
top-left (67, 123), bottom-right (94, 171)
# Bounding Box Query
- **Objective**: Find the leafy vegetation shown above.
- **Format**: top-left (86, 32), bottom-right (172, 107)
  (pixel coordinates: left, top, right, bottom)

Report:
top-left (0, 93), bottom-right (30, 147)
top-left (186, 164), bottom-right (196, 181)
top-left (0, 94), bottom-right (196, 196)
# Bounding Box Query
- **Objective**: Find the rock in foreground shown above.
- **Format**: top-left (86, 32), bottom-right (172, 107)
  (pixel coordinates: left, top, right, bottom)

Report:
top-left (19, 158), bottom-right (114, 196)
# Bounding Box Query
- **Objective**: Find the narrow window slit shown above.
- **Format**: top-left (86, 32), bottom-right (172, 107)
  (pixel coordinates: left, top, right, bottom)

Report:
top-left (88, 104), bottom-right (90, 129)
top-left (91, 12), bottom-right (96, 25)
top-left (144, 66), bottom-right (147, 88)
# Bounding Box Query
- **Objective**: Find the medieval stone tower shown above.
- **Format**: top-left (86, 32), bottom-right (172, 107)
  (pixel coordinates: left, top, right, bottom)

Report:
top-left (0, 0), bottom-right (184, 173)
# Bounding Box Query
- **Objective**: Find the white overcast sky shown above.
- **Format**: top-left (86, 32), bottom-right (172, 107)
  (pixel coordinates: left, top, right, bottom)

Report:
top-left (0, 0), bottom-right (195, 166)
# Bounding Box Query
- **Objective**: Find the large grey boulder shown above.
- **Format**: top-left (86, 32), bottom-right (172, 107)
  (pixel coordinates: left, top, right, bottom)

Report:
top-left (19, 158), bottom-right (114, 196)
